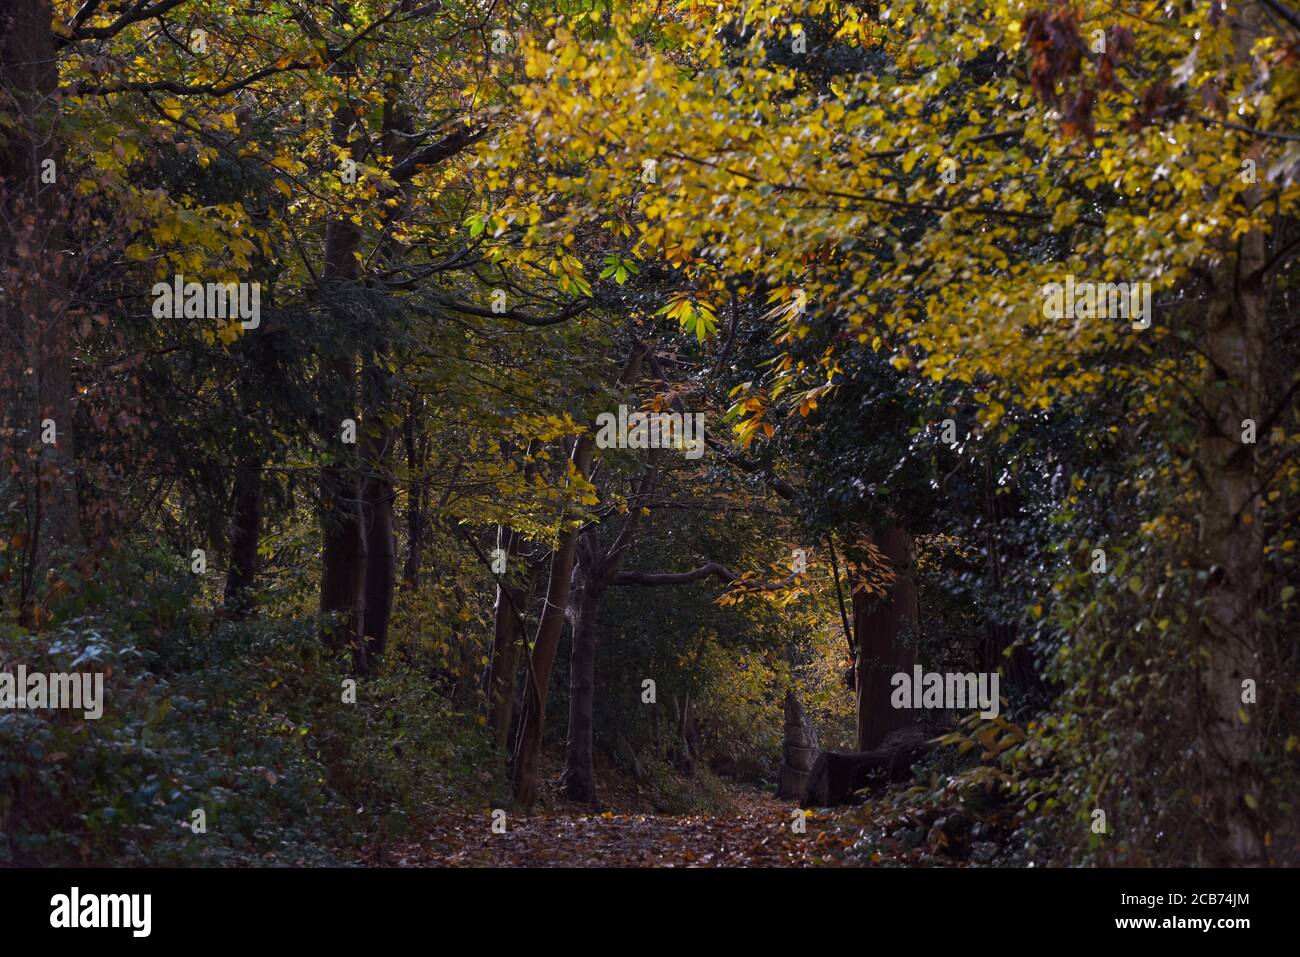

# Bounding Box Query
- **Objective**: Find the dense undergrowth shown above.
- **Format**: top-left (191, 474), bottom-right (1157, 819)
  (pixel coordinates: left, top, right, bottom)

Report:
top-left (1, 540), bottom-right (791, 864)
top-left (0, 548), bottom-right (497, 866)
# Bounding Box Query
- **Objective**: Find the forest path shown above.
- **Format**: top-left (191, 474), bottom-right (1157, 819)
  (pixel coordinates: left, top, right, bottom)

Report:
top-left (369, 785), bottom-right (846, 867)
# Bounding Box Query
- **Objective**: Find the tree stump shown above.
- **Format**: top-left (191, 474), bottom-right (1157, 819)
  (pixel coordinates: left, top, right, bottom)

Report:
top-left (800, 726), bottom-right (933, 808)
top-left (777, 689), bottom-right (821, 799)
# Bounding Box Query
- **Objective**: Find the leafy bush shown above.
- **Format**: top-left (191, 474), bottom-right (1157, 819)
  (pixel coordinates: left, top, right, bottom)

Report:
top-left (0, 550), bottom-right (495, 865)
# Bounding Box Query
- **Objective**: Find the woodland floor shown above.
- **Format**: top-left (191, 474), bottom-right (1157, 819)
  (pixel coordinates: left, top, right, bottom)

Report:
top-left (365, 749), bottom-right (856, 867)
top-left (360, 743), bottom-right (1027, 867)
top-left (371, 783), bottom-right (842, 867)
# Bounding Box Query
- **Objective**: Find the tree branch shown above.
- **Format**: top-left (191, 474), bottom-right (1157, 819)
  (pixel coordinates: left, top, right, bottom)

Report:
top-left (612, 563), bottom-right (738, 586)
top-left (390, 123), bottom-right (490, 181)
top-left (425, 293), bottom-right (592, 327)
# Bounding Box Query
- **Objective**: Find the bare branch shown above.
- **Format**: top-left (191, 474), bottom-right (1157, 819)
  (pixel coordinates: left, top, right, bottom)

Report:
top-left (612, 562), bottom-right (738, 586)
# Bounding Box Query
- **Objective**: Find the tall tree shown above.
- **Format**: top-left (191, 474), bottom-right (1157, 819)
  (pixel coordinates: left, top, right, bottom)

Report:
top-left (1, 0), bottom-right (81, 624)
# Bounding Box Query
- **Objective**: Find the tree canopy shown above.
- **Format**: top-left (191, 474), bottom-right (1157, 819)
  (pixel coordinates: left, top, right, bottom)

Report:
top-left (1, 0), bottom-right (1297, 870)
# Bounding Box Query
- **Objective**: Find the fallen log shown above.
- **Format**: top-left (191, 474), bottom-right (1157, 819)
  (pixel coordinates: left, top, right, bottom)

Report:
top-left (800, 726), bottom-right (934, 808)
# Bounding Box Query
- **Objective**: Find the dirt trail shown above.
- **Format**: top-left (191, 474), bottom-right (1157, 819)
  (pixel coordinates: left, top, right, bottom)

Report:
top-left (370, 786), bottom-right (845, 867)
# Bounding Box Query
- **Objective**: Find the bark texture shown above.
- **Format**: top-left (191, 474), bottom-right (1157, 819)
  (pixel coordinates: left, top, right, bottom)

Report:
top-left (1, 0), bottom-right (81, 623)
top-left (317, 97), bottom-right (367, 669)
top-left (777, 690), bottom-right (821, 800)
top-left (854, 525), bottom-right (919, 750)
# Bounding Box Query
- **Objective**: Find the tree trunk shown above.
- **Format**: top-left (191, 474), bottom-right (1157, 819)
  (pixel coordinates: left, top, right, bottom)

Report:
top-left (980, 454), bottom-right (1033, 691)
top-left (361, 461), bottom-right (396, 668)
top-left (485, 442), bottom-right (541, 752)
top-left (1192, 219), bottom-right (1270, 865)
top-left (673, 692), bottom-right (701, 774)
top-left (512, 435), bottom-right (596, 808)
top-left (318, 238), bottom-right (366, 669)
top-left (558, 453), bottom-right (660, 803)
top-left (855, 524), bottom-right (919, 750)
top-left (1180, 4), bottom-right (1279, 868)
top-left (319, 381), bottom-right (367, 672)
top-left (360, 354), bottom-right (396, 671)
top-left (358, 45), bottom-right (415, 665)
top-left (223, 455), bottom-right (262, 618)
top-left (401, 397), bottom-right (426, 591)
top-left (487, 523), bottom-right (527, 754)
top-left (560, 575), bottom-right (603, 803)
top-left (513, 347), bottom-right (645, 807)
top-left (1, 0), bottom-right (80, 625)
top-left (317, 71), bottom-right (367, 671)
